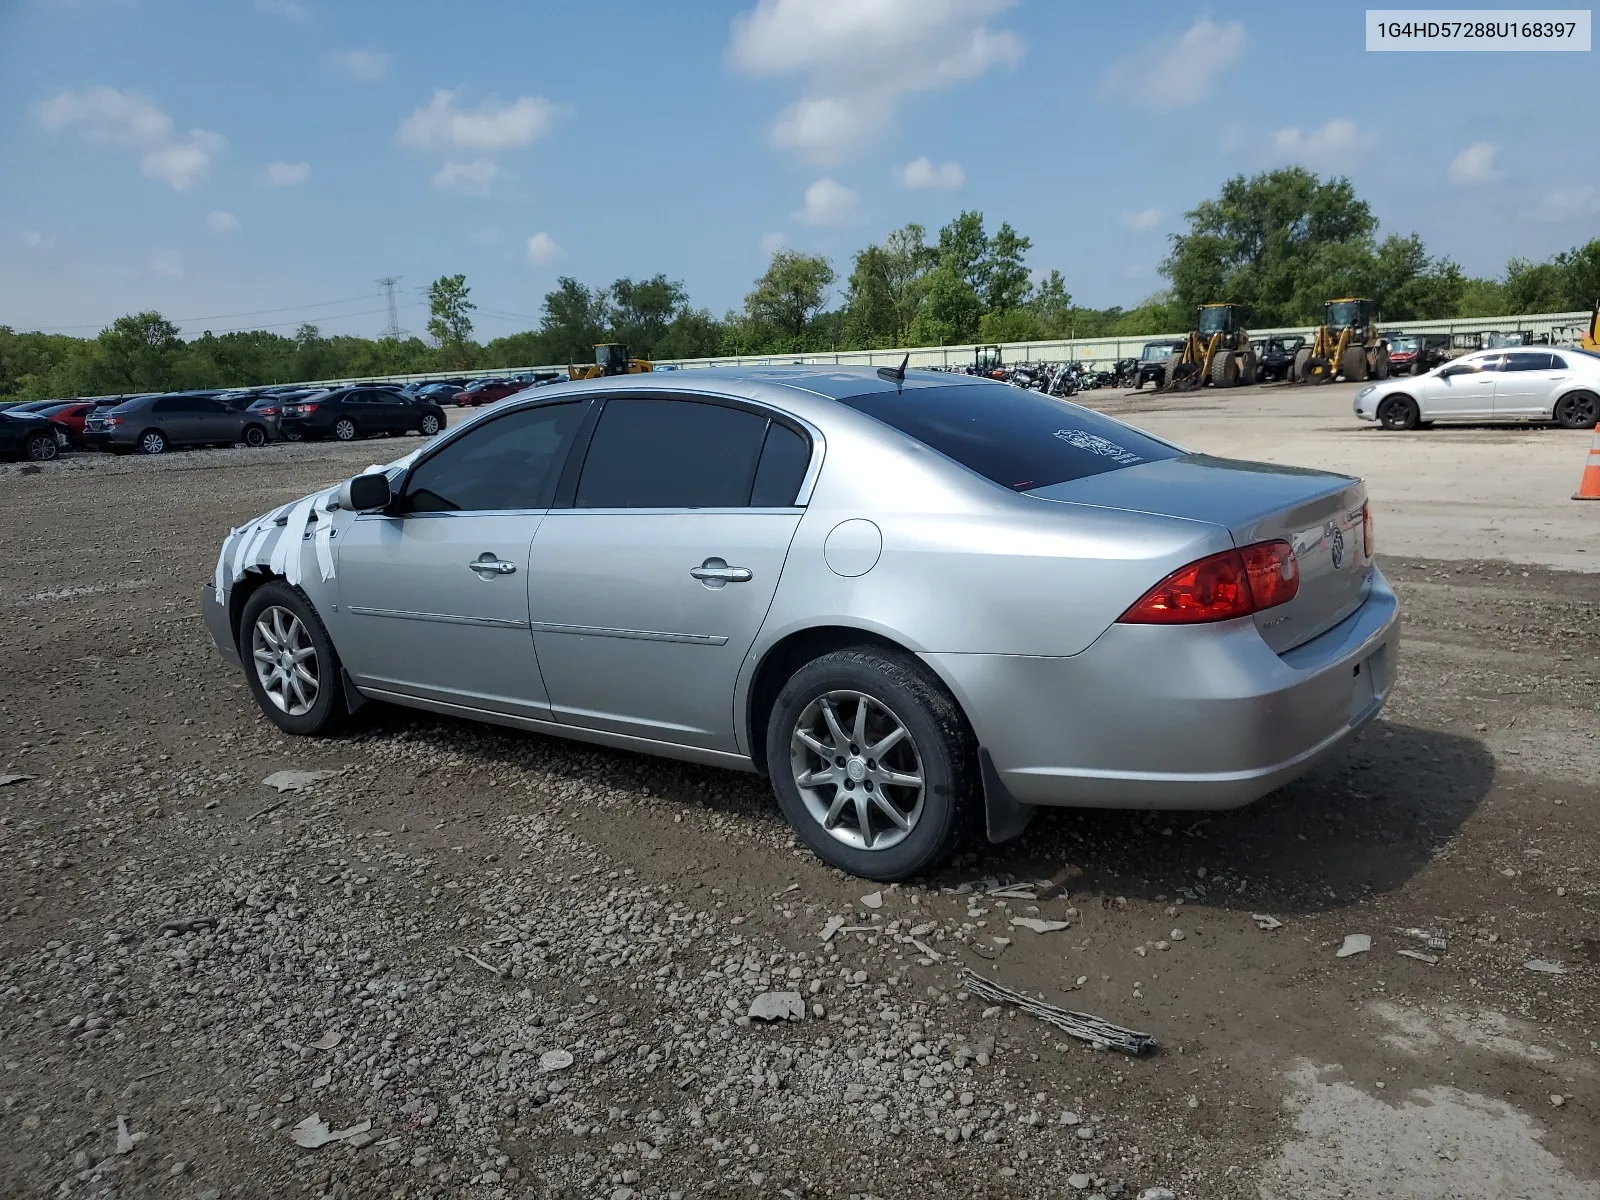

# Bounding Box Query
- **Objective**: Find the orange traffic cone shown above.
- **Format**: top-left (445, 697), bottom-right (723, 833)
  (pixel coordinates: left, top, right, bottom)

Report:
top-left (1575, 423), bottom-right (1600, 501)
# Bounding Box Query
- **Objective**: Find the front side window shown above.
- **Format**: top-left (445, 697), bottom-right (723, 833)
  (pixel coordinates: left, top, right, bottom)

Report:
top-left (574, 398), bottom-right (772, 509)
top-left (401, 401), bottom-right (586, 513)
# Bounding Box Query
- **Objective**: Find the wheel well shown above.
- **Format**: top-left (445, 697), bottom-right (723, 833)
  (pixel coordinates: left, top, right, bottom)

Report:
top-left (227, 567), bottom-right (282, 650)
top-left (1378, 392), bottom-right (1416, 407)
top-left (745, 625), bottom-right (944, 776)
top-left (243, 421), bottom-right (267, 438)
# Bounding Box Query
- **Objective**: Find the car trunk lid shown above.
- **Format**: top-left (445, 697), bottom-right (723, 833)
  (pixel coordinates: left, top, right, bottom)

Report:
top-left (1028, 453), bottom-right (1371, 653)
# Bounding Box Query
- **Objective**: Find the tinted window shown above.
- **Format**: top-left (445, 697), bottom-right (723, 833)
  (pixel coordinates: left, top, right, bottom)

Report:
top-left (836, 383), bottom-right (1181, 492)
top-left (193, 397), bottom-right (229, 415)
top-left (152, 396), bottom-right (185, 414)
top-left (1503, 352), bottom-right (1555, 372)
top-left (1551, 353), bottom-right (1571, 370)
top-left (750, 422), bottom-right (811, 507)
top-left (402, 402), bottom-right (586, 513)
top-left (575, 398), bottom-right (769, 509)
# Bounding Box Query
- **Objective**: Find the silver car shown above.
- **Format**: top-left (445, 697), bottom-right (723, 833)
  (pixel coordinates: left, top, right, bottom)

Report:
top-left (202, 367), bottom-right (1399, 880)
top-left (1353, 346), bottom-right (1600, 430)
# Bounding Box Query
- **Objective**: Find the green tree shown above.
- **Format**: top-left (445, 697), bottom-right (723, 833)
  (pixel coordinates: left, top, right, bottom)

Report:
top-left (425, 274), bottom-right (476, 366)
top-left (843, 223), bottom-right (936, 348)
top-left (653, 307), bottom-right (724, 360)
top-left (744, 250), bottom-right (835, 345)
top-left (92, 311), bottom-right (183, 393)
top-left (609, 274), bottom-right (686, 358)
top-left (983, 222), bottom-right (1033, 313)
top-left (539, 277), bottom-right (611, 364)
top-left (1028, 269), bottom-right (1073, 337)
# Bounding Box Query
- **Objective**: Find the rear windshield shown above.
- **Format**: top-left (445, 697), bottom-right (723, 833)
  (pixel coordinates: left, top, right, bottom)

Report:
top-left (837, 383), bottom-right (1180, 492)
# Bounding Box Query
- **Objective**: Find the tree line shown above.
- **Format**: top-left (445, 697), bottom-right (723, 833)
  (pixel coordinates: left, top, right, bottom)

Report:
top-left (3, 167), bottom-right (1596, 400)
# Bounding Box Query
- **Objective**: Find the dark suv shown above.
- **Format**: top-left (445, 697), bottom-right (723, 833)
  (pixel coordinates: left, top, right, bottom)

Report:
top-left (85, 392), bottom-right (273, 455)
top-left (1253, 336), bottom-right (1306, 383)
top-left (278, 386), bottom-right (447, 442)
top-left (1133, 340), bottom-right (1185, 388)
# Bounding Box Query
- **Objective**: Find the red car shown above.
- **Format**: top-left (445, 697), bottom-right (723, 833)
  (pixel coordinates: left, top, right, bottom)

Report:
top-left (452, 379), bottom-right (527, 407)
top-left (38, 400), bottom-right (98, 448)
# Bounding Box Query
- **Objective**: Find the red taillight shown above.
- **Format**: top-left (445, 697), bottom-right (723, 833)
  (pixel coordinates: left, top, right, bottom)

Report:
top-left (105, 416), bottom-right (121, 426)
top-left (1362, 505), bottom-right (1374, 558)
top-left (260, 406), bottom-right (279, 415)
top-left (1119, 541), bottom-right (1299, 625)
top-left (297, 403), bottom-right (317, 413)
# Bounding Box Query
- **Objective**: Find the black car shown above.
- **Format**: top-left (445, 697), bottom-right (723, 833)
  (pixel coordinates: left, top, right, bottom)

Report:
top-left (1254, 336), bottom-right (1307, 383)
top-left (277, 386), bottom-right (446, 442)
top-left (83, 391), bottom-right (275, 455)
top-left (0, 409), bottom-right (68, 462)
top-left (1133, 340), bottom-right (1185, 388)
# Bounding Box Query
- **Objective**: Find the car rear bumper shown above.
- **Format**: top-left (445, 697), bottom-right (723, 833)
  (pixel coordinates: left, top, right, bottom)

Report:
top-left (201, 582), bottom-right (241, 668)
top-left (926, 568), bottom-right (1400, 810)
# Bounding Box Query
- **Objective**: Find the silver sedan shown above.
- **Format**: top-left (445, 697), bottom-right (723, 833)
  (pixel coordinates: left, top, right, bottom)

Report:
top-left (202, 366), bottom-right (1399, 880)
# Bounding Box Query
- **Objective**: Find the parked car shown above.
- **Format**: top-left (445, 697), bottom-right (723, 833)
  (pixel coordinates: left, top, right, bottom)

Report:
top-left (1354, 347), bottom-right (1600, 430)
top-left (277, 386), bottom-right (446, 442)
top-left (37, 400), bottom-right (98, 447)
top-left (5, 399), bottom-right (71, 413)
top-left (1383, 333), bottom-right (1449, 375)
top-left (1133, 340), bottom-right (1184, 388)
top-left (83, 391), bottom-right (275, 454)
top-left (1250, 336), bottom-right (1306, 383)
top-left (453, 379), bottom-right (527, 407)
top-left (0, 409), bottom-right (68, 461)
top-left (203, 366), bottom-right (1398, 881)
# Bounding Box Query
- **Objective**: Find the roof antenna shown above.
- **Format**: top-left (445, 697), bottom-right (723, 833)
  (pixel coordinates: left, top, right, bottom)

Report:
top-left (876, 352), bottom-right (909, 387)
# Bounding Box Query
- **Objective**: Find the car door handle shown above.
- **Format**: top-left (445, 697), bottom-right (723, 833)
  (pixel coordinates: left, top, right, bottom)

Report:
top-left (690, 558), bottom-right (752, 587)
top-left (468, 553), bottom-right (517, 577)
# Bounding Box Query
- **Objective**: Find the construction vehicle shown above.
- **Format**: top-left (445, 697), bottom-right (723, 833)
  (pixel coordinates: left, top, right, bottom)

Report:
top-left (1295, 298), bottom-right (1389, 383)
top-left (1163, 303), bottom-right (1257, 390)
top-left (973, 345), bottom-right (1004, 377)
top-left (567, 343), bottom-right (653, 381)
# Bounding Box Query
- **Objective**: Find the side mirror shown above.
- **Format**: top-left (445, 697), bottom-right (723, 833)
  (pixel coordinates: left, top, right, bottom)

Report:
top-left (338, 472), bottom-right (392, 512)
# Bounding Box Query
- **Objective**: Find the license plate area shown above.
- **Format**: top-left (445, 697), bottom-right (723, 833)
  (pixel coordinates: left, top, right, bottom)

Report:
top-left (1349, 644), bottom-right (1389, 723)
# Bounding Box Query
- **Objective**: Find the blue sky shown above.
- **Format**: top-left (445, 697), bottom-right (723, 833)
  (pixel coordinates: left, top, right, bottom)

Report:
top-left (2, 0), bottom-right (1595, 340)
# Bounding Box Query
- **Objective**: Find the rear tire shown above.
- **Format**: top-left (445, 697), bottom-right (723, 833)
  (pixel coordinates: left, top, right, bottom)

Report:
top-left (1239, 349), bottom-right (1258, 385)
top-left (1293, 348), bottom-right (1312, 381)
top-left (1164, 358), bottom-right (1183, 389)
top-left (333, 417), bottom-right (358, 442)
top-left (766, 647), bottom-right (976, 882)
top-left (239, 581), bottom-right (348, 736)
top-left (1208, 349), bottom-right (1238, 388)
top-left (25, 431), bottom-right (58, 462)
top-left (1553, 390), bottom-right (1599, 430)
top-left (137, 429), bottom-right (167, 455)
top-left (1342, 345), bottom-right (1368, 382)
top-left (1372, 347), bottom-right (1390, 380)
top-left (1377, 395), bottom-right (1420, 431)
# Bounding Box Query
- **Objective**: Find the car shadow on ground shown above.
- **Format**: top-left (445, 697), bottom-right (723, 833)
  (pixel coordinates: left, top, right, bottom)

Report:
top-left (357, 708), bottom-right (1491, 918)
top-left (955, 718), bottom-right (1495, 916)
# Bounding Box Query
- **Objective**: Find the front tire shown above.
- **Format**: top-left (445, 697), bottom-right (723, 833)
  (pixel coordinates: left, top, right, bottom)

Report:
top-left (766, 647), bottom-right (975, 881)
top-left (1342, 345), bottom-right (1368, 382)
top-left (1208, 349), bottom-right (1238, 388)
top-left (239, 581), bottom-right (347, 736)
top-left (25, 431), bottom-right (59, 462)
top-left (1377, 395), bottom-right (1420, 431)
top-left (242, 424), bottom-right (268, 448)
top-left (1553, 390), bottom-right (1599, 430)
top-left (1293, 347), bottom-right (1312, 381)
top-left (333, 417), bottom-right (358, 442)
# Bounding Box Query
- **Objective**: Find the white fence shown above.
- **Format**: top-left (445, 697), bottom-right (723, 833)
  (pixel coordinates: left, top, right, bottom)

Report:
top-left (298, 309), bottom-right (1594, 389)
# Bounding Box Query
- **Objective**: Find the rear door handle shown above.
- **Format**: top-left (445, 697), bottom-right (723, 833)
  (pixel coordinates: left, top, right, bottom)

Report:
top-left (468, 553), bottom-right (517, 577)
top-left (690, 557), bottom-right (752, 588)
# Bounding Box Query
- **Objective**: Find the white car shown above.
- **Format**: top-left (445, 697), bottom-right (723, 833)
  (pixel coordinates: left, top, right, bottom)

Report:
top-left (1353, 347), bottom-right (1600, 430)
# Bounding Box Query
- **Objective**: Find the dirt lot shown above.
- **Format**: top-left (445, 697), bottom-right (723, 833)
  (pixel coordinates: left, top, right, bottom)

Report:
top-left (1, 388), bottom-right (1597, 1200)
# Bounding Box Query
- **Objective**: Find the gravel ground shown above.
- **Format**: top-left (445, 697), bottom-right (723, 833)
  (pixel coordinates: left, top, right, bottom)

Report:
top-left (1, 427), bottom-right (1596, 1200)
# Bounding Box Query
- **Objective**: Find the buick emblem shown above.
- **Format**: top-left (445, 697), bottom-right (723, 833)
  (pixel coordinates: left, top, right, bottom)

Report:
top-left (1329, 525), bottom-right (1346, 570)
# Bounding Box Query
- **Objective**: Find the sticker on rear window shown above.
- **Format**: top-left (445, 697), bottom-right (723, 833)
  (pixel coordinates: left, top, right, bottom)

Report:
top-left (1054, 429), bottom-right (1143, 464)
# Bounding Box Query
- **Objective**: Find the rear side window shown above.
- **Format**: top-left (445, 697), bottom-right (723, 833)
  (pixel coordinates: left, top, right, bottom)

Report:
top-left (750, 422), bottom-right (811, 506)
top-left (575, 398), bottom-right (771, 509)
top-left (836, 382), bottom-right (1180, 492)
top-left (1503, 352), bottom-right (1556, 372)
top-left (402, 401), bottom-right (586, 513)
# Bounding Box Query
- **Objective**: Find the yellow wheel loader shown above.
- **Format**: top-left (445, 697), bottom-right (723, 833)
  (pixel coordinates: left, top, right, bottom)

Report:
top-left (1162, 303), bottom-right (1257, 391)
top-left (1296, 299), bottom-right (1389, 383)
top-left (568, 343), bottom-right (654, 381)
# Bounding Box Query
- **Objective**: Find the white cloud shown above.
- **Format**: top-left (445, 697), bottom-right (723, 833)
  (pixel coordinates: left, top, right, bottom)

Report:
top-left (1121, 207), bottom-right (1162, 232)
top-left (899, 156), bottom-right (964, 189)
top-left (794, 177), bottom-right (861, 227)
top-left (265, 160), bottom-right (311, 187)
top-left (255, 0), bottom-right (309, 23)
top-left (525, 232), bottom-right (562, 266)
top-left (1103, 18), bottom-right (1246, 111)
top-left (1449, 141), bottom-right (1501, 185)
top-left (398, 89), bottom-right (557, 153)
top-left (21, 230), bottom-right (55, 251)
top-left (332, 48), bottom-right (390, 81)
top-left (1269, 118), bottom-right (1376, 173)
top-left (148, 249), bottom-right (182, 277)
top-left (33, 86), bottom-right (225, 191)
top-left (431, 158), bottom-right (499, 195)
top-left (206, 210), bottom-right (239, 234)
top-left (759, 231), bottom-right (786, 255)
top-left (728, 0), bottom-right (1023, 166)
top-left (1526, 186), bottom-right (1600, 222)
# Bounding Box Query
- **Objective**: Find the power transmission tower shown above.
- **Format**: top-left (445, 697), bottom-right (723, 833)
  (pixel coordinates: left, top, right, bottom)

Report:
top-left (377, 276), bottom-right (405, 339)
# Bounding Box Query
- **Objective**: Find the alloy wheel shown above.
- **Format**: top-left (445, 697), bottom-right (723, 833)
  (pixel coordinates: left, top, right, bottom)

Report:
top-left (27, 434), bottom-right (58, 462)
top-left (1556, 393), bottom-right (1598, 430)
top-left (790, 690), bottom-right (925, 852)
top-left (334, 418), bottom-right (357, 441)
top-left (420, 414), bottom-right (440, 435)
top-left (140, 431), bottom-right (166, 454)
top-left (251, 605), bottom-right (320, 716)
